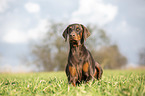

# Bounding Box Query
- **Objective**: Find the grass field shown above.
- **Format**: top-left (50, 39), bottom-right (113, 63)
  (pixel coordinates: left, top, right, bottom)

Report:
top-left (0, 70), bottom-right (144, 96)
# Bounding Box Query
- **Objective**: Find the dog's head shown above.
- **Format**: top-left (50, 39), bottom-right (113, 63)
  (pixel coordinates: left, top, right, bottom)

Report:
top-left (62, 24), bottom-right (90, 46)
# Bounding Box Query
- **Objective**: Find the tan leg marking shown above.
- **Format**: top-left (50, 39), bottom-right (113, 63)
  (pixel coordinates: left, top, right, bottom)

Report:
top-left (72, 82), bottom-right (76, 87)
top-left (69, 66), bottom-right (76, 77)
top-left (93, 69), bottom-right (97, 77)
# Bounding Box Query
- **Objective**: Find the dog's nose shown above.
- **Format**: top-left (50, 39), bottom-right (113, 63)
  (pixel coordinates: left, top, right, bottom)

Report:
top-left (70, 32), bottom-right (76, 37)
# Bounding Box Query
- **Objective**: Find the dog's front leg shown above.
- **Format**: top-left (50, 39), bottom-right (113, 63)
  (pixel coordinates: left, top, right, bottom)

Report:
top-left (68, 65), bottom-right (78, 86)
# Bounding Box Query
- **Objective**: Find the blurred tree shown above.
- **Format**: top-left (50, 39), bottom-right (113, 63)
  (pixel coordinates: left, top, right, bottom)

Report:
top-left (30, 23), bottom-right (68, 71)
top-left (86, 25), bottom-right (127, 69)
top-left (29, 22), bottom-right (128, 71)
top-left (92, 45), bottom-right (127, 69)
top-left (86, 25), bottom-right (110, 49)
top-left (138, 48), bottom-right (145, 66)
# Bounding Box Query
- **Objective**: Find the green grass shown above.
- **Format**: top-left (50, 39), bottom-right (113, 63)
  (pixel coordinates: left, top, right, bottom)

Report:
top-left (0, 70), bottom-right (145, 96)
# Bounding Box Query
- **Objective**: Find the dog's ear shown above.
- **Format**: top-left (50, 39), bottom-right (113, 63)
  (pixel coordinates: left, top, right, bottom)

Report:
top-left (81, 24), bottom-right (90, 41)
top-left (62, 26), bottom-right (69, 42)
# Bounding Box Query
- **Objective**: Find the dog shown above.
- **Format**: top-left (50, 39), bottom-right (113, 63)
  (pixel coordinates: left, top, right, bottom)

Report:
top-left (62, 23), bottom-right (103, 86)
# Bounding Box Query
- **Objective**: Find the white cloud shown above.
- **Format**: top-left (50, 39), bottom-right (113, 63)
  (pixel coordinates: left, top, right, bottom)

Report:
top-left (27, 19), bottom-right (49, 40)
top-left (2, 30), bottom-right (28, 44)
top-left (24, 2), bottom-right (40, 13)
top-left (70, 0), bottom-right (118, 26)
top-left (2, 19), bottom-right (49, 44)
top-left (0, 0), bottom-right (8, 13)
top-left (0, 0), bottom-right (15, 13)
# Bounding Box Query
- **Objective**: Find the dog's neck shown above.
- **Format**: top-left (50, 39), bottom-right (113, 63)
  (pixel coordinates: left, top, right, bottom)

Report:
top-left (69, 39), bottom-right (84, 47)
top-left (69, 43), bottom-right (87, 64)
top-left (70, 44), bottom-right (84, 52)
top-left (70, 42), bottom-right (86, 57)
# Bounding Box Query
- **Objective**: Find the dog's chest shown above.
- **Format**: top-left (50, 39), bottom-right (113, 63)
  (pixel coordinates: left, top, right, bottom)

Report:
top-left (71, 50), bottom-right (87, 65)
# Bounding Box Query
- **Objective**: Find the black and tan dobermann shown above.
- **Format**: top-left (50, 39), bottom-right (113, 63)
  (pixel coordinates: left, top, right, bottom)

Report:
top-left (62, 23), bottom-right (103, 86)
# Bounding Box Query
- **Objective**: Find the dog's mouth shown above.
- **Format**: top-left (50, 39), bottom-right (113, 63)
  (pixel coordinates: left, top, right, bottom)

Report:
top-left (70, 40), bottom-right (81, 46)
top-left (70, 40), bottom-right (77, 44)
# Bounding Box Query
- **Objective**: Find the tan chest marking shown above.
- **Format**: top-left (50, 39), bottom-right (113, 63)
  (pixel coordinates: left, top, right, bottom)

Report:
top-left (83, 62), bottom-right (89, 72)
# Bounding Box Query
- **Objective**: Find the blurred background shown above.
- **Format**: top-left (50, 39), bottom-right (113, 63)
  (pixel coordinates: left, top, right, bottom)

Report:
top-left (0, 0), bottom-right (145, 72)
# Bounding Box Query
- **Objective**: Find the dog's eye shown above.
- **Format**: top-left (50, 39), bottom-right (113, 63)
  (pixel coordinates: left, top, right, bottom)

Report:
top-left (76, 28), bottom-right (80, 31)
top-left (69, 28), bottom-right (72, 31)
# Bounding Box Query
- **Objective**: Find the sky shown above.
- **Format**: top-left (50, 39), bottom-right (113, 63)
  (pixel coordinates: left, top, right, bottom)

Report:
top-left (0, 0), bottom-right (145, 72)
